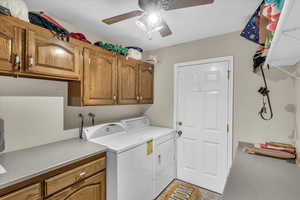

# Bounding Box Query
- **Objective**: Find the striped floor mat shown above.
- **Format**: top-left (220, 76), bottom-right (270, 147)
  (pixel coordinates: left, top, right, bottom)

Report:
top-left (156, 180), bottom-right (222, 200)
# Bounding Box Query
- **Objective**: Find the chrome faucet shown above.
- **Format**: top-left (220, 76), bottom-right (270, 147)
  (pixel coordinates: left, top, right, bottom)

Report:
top-left (78, 113), bottom-right (85, 139)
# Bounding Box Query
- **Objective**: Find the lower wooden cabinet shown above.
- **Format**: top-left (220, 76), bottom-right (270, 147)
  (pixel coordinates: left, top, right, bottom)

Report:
top-left (0, 154), bottom-right (106, 200)
top-left (46, 172), bottom-right (105, 200)
top-left (0, 183), bottom-right (41, 200)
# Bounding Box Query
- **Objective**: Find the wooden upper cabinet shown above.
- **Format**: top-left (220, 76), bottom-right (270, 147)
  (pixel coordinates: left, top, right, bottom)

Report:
top-left (118, 57), bottom-right (140, 104)
top-left (139, 63), bottom-right (154, 104)
top-left (25, 29), bottom-right (81, 80)
top-left (83, 49), bottom-right (118, 105)
top-left (68, 48), bottom-right (118, 106)
top-left (47, 172), bottom-right (105, 200)
top-left (0, 19), bottom-right (23, 74)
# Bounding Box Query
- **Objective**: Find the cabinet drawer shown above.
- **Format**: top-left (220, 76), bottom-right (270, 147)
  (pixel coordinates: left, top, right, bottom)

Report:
top-left (45, 157), bottom-right (106, 196)
top-left (46, 172), bottom-right (106, 200)
top-left (0, 183), bottom-right (41, 200)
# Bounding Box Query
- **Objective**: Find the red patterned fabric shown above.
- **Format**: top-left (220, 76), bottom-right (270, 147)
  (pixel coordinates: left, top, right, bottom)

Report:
top-left (69, 33), bottom-right (91, 44)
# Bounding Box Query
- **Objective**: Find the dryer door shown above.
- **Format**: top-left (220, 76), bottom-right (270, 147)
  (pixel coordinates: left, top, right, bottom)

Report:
top-left (118, 142), bottom-right (154, 200)
top-left (154, 134), bottom-right (176, 197)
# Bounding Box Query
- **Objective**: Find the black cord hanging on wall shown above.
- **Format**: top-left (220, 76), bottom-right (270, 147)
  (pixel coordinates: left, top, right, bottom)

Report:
top-left (258, 64), bottom-right (273, 120)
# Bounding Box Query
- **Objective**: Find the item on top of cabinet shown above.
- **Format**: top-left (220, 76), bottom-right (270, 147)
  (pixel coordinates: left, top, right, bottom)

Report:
top-left (144, 55), bottom-right (158, 64)
top-left (126, 46), bottom-right (143, 60)
top-left (29, 12), bottom-right (69, 41)
top-left (0, 0), bottom-right (28, 21)
top-left (0, 5), bottom-right (11, 16)
top-left (94, 41), bottom-right (129, 56)
top-left (69, 32), bottom-right (92, 44)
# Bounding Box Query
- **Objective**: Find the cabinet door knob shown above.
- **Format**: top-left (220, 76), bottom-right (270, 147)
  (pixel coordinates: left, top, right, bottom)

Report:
top-left (136, 96), bottom-right (140, 101)
top-left (28, 56), bottom-right (34, 68)
top-left (113, 95), bottom-right (117, 102)
top-left (14, 55), bottom-right (21, 71)
top-left (140, 96), bottom-right (143, 101)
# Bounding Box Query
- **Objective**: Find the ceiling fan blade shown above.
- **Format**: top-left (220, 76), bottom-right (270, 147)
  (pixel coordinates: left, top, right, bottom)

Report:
top-left (160, 21), bottom-right (172, 37)
top-left (102, 10), bottom-right (143, 25)
top-left (163, 0), bottom-right (214, 10)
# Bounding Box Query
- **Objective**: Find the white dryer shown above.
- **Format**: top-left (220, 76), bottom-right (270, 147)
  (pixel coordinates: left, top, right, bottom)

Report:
top-left (83, 117), bottom-right (176, 200)
top-left (121, 117), bottom-right (177, 197)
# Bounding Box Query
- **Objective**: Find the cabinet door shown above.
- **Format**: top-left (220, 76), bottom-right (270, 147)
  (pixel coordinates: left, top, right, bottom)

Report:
top-left (139, 63), bottom-right (154, 104)
top-left (118, 57), bottom-right (140, 104)
top-left (0, 20), bottom-right (22, 74)
top-left (0, 183), bottom-right (41, 200)
top-left (47, 172), bottom-right (105, 200)
top-left (26, 30), bottom-right (81, 80)
top-left (83, 49), bottom-right (117, 106)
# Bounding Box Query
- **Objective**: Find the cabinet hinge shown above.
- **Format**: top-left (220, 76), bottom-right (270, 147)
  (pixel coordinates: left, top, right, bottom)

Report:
top-left (227, 123), bottom-right (229, 133)
top-left (227, 70), bottom-right (230, 80)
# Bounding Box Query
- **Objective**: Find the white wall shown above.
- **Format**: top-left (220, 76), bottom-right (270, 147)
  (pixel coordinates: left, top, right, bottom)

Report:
top-left (144, 32), bottom-right (296, 150)
top-left (0, 76), bottom-right (150, 130)
top-left (0, 97), bottom-right (78, 152)
top-left (295, 62), bottom-right (300, 153)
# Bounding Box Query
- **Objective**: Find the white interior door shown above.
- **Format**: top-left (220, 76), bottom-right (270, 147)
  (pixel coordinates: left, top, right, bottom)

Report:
top-left (176, 60), bottom-right (231, 194)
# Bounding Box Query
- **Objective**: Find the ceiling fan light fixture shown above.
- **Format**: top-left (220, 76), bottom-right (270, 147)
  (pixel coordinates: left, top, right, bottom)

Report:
top-left (136, 12), bottom-right (163, 34)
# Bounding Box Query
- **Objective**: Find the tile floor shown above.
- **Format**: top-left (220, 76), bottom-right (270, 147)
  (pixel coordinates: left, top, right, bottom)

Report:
top-left (156, 179), bottom-right (222, 200)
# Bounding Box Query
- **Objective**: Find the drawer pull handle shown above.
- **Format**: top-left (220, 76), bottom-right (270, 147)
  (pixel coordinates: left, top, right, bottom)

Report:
top-left (79, 172), bottom-right (86, 177)
top-left (74, 172), bottom-right (86, 182)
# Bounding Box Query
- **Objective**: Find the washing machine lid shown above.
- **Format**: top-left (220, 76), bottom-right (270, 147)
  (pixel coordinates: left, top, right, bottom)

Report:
top-left (85, 117), bottom-right (175, 153)
top-left (89, 131), bottom-right (152, 153)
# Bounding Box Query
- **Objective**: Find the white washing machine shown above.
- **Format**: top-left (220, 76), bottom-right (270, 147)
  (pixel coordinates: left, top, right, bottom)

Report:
top-left (83, 117), bottom-right (176, 200)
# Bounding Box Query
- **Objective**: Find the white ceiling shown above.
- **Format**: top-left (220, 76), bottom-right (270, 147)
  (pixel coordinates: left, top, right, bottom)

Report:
top-left (24, 0), bottom-right (261, 50)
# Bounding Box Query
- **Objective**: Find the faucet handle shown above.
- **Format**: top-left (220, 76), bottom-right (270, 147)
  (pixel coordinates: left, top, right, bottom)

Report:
top-left (88, 113), bottom-right (96, 126)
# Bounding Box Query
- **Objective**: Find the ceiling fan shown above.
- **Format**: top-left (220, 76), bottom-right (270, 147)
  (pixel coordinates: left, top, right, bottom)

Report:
top-left (102, 0), bottom-right (214, 38)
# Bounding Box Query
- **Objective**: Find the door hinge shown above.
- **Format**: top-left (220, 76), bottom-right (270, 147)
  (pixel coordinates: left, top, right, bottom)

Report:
top-left (227, 123), bottom-right (229, 133)
top-left (227, 70), bottom-right (230, 80)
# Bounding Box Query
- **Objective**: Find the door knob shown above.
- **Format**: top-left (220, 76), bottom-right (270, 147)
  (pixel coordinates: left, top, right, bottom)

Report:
top-left (177, 130), bottom-right (183, 137)
top-left (178, 122), bottom-right (183, 126)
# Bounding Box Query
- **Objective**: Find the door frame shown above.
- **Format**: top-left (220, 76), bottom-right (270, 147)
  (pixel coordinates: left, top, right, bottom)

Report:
top-left (173, 56), bottom-right (234, 173)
